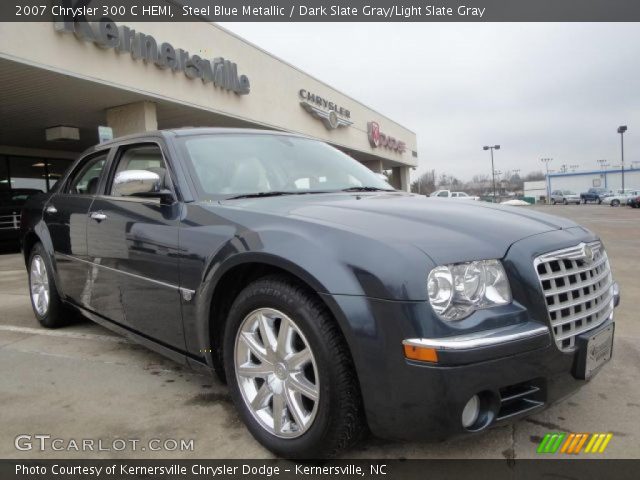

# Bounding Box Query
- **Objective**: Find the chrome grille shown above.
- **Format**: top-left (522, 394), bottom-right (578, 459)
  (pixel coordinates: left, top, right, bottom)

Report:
top-left (0, 213), bottom-right (20, 230)
top-left (534, 241), bottom-right (614, 352)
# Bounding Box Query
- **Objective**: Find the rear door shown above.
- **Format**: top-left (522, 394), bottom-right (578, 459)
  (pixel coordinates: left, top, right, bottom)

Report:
top-left (44, 151), bottom-right (109, 306)
top-left (86, 142), bottom-right (185, 350)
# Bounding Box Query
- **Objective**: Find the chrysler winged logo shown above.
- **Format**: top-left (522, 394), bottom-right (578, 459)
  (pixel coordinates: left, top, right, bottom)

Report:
top-left (299, 89), bottom-right (353, 130)
top-left (581, 243), bottom-right (595, 264)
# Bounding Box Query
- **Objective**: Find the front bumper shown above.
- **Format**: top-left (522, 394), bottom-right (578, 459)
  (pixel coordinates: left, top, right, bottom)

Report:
top-left (321, 281), bottom-right (620, 441)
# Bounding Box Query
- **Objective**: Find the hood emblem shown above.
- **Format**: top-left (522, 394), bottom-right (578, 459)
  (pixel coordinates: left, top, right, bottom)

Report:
top-left (581, 243), bottom-right (596, 264)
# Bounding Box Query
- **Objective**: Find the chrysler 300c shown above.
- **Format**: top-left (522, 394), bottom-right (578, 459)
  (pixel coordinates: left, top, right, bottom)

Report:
top-left (20, 129), bottom-right (620, 458)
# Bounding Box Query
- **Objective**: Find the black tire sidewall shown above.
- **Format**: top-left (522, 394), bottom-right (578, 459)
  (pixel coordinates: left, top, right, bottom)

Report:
top-left (223, 280), bottom-right (349, 458)
top-left (28, 243), bottom-right (62, 327)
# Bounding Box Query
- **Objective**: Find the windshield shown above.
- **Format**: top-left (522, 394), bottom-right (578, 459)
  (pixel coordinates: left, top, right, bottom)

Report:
top-left (181, 134), bottom-right (393, 198)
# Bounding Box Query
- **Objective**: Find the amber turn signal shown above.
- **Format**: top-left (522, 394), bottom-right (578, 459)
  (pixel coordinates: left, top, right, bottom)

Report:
top-left (403, 344), bottom-right (438, 363)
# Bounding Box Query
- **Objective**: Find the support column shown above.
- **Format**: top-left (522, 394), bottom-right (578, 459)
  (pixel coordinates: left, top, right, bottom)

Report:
top-left (391, 166), bottom-right (411, 192)
top-left (363, 159), bottom-right (384, 173)
top-left (106, 101), bottom-right (158, 138)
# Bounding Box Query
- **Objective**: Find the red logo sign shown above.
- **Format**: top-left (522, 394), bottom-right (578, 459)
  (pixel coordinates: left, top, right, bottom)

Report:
top-left (367, 121), bottom-right (406, 153)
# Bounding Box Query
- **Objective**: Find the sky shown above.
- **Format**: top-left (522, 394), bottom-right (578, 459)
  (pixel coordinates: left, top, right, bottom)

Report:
top-left (219, 22), bottom-right (640, 182)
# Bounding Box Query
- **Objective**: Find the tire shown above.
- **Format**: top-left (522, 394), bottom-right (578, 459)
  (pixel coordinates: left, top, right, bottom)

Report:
top-left (581, 198), bottom-right (586, 204)
top-left (563, 199), bottom-right (568, 205)
top-left (598, 199), bottom-right (602, 205)
top-left (612, 200), bottom-right (620, 207)
top-left (28, 242), bottom-right (70, 328)
top-left (223, 275), bottom-right (365, 459)
top-left (551, 199), bottom-right (557, 205)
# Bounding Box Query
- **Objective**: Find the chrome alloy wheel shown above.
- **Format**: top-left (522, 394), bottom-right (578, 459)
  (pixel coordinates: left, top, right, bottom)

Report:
top-left (234, 308), bottom-right (320, 438)
top-left (30, 255), bottom-right (50, 317)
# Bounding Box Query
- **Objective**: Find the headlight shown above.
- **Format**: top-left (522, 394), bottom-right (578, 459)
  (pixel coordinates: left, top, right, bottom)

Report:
top-left (427, 260), bottom-right (511, 321)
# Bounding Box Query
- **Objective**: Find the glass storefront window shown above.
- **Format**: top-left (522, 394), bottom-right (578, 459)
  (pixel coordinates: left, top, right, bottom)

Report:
top-left (0, 157), bottom-right (9, 191)
top-left (2, 156), bottom-right (73, 192)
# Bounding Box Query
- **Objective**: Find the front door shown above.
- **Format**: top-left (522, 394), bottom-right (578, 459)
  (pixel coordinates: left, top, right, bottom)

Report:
top-left (86, 143), bottom-right (184, 350)
top-left (44, 151), bottom-right (109, 306)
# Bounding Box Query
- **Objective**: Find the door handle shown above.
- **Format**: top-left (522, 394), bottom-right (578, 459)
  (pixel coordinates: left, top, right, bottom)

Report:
top-left (45, 205), bottom-right (57, 214)
top-left (90, 211), bottom-right (107, 222)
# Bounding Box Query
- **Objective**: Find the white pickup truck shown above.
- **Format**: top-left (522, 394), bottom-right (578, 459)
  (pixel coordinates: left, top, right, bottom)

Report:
top-left (430, 190), bottom-right (480, 200)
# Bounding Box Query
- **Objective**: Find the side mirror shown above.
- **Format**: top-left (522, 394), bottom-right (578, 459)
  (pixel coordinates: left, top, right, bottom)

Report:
top-left (112, 170), bottom-right (174, 205)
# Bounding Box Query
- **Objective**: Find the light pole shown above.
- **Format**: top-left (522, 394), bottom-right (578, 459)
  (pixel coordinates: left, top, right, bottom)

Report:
top-left (617, 126), bottom-right (627, 191)
top-left (541, 158), bottom-right (553, 203)
top-left (483, 145), bottom-right (500, 202)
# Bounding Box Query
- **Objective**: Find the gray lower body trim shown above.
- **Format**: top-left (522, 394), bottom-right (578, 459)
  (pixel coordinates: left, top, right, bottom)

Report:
top-left (57, 253), bottom-right (195, 296)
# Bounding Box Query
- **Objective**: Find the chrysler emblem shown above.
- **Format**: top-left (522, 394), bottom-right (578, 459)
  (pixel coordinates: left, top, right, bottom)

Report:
top-left (581, 244), bottom-right (595, 264)
top-left (300, 101), bottom-right (353, 130)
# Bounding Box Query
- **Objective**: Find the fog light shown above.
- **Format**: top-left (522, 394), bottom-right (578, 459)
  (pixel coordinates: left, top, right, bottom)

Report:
top-left (461, 395), bottom-right (480, 428)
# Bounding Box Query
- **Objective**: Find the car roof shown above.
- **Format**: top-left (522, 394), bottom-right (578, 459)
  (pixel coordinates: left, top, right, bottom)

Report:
top-left (83, 127), bottom-right (310, 157)
top-left (98, 127), bottom-right (304, 147)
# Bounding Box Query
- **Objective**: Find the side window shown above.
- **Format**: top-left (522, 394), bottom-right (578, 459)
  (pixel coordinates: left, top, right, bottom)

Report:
top-left (109, 144), bottom-right (170, 198)
top-left (67, 153), bottom-right (108, 195)
top-left (438, 191), bottom-right (448, 197)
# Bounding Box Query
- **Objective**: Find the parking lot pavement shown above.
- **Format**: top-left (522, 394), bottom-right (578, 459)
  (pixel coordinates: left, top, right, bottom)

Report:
top-left (1, 204), bottom-right (638, 459)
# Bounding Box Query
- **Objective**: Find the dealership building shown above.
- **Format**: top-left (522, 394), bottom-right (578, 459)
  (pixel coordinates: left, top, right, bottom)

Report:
top-left (546, 168), bottom-right (640, 193)
top-left (0, 20), bottom-right (417, 193)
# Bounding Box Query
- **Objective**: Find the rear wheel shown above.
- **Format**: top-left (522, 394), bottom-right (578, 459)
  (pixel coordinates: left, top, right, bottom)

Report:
top-left (563, 199), bottom-right (568, 205)
top-left (28, 242), bottom-right (69, 328)
top-left (223, 275), bottom-right (364, 458)
top-left (612, 199), bottom-right (620, 207)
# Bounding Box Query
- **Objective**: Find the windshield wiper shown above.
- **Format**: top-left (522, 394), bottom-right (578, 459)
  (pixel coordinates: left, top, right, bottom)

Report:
top-left (340, 186), bottom-right (396, 192)
top-left (226, 191), bottom-right (333, 200)
top-left (226, 191), bottom-right (297, 200)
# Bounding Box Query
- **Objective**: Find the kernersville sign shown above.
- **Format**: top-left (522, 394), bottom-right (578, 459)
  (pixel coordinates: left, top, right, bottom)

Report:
top-left (53, 19), bottom-right (251, 95)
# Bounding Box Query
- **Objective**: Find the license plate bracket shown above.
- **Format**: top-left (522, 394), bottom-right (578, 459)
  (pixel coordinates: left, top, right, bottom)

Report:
top-left (573, 322), bottom-right (614, 380)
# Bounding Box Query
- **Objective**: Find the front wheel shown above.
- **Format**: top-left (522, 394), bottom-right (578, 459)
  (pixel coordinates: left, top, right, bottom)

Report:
top-left (223, 276), bottom-right (365, 458)
top-left (552, 199), bottom-right (557, 205)
top-left (563, 199), bottom-right (568, 205)
top-left (612, 200), bottom-right (620, 207)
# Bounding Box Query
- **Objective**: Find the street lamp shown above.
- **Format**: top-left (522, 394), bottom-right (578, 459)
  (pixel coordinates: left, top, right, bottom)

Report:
top-left (483, 145), bottom-right (500, 202)
top-left (618, 125), bottom-right (627, 191)
top-left (540, 158), bottom-right (553, 204)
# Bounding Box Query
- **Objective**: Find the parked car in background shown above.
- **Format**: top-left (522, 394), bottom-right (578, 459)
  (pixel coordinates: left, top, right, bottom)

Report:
top-left (0, 189), bottom-right (43, 248)
top-left (628, 195), bottom-right (640, 208)
top-left (580, 187), bottom-right (610, 204)
top-left (20, 128), bottom-right (621, 458)
top-left (550, 190), bottom-right (580, 205)
top-left (430, 190), bottom-right (480, 200)
top-left (602, 189), bottom-right (640, 207)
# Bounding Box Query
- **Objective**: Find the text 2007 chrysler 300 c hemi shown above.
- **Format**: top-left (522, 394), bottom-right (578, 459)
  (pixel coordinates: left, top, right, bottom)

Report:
top-left (20, 129), bottom-right (620, 458)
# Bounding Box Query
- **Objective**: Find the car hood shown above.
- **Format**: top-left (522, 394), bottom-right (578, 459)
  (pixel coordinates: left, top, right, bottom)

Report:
top-left (218, 193), bottom-right (579, 264)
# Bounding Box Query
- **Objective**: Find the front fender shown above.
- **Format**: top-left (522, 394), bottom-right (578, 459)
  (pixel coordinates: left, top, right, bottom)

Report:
top-left (178, 207), bottom-right (433, 365)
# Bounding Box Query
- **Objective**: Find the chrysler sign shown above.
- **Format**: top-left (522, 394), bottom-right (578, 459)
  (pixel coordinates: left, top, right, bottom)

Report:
top-left (54, 19), bottom-right (250, 95)
top-left (299, 89), bottom-right (353, 130)
top-left (367, 122), bottom-right (406, 153)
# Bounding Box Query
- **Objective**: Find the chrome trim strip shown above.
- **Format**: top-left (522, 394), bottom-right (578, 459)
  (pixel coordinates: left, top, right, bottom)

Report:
top-left (57, 253), bottom-right (195, 295)
top-left (403, 324), bottom-right (549, 350)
